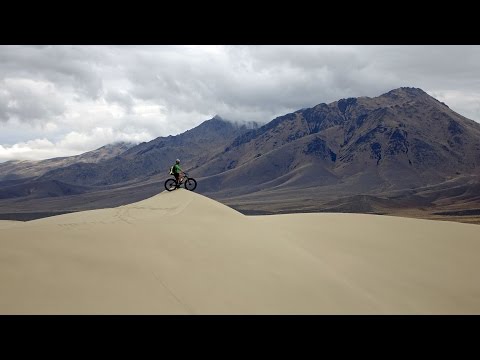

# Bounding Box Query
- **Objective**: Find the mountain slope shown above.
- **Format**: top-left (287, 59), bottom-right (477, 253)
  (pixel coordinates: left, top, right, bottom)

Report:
top-left (196, 87), bottom-right (480, 196)
top-left (0, 179), bottom-right (90, 200)
top-left (37, 116), bottom-right (257, 186)
top-left (0, 142), bottom-right (135, 181)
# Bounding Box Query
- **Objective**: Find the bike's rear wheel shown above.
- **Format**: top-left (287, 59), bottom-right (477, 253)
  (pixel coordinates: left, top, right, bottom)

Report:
top-left (184, 177), bottom-right (197, 191)
top-left (164, 178), bottom-right (177, 191)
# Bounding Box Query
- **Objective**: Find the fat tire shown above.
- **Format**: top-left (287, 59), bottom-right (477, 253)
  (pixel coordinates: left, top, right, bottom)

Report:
top-left (184, 178), bottom-right (197, 191)
top-left (164, 178), bottom-right (177, 191)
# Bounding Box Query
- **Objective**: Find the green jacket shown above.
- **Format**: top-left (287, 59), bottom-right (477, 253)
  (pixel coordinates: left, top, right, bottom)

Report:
top-left (173, 164), bottom-right (182, 174)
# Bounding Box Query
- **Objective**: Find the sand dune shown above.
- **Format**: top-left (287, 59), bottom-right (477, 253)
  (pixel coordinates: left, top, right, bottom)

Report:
top-left (1, 189), bottom-right (479, 314)
top-left (0, 220), bottom-right (21, 230)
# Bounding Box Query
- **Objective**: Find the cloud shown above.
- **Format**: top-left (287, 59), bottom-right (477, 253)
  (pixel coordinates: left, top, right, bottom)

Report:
top-left (0, 138), bottom-right (58, 161)
top-left (0, 77), bottom-right (66, 123)
top-left (0, 45), bottom-right (105, 99)
top-left (104, 89), bottom-right (135, 113)
top-left (1, 45), bottom-right (480, 162)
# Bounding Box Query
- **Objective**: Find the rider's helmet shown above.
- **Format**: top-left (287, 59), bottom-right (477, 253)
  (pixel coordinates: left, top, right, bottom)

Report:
top-left (176, 159), bottom-right (180, 164)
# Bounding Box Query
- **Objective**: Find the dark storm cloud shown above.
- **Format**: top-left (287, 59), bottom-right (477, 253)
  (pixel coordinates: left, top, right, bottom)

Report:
top-left (0, 45), bottom-right (105, 99)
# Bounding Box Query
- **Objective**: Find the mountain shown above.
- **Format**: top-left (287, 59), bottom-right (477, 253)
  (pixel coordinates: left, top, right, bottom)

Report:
top-left (1, 88), bottom-right (480, 224)
top-left (0, 179), bottom-right (90, 200)
top-left (194, 88), bottom-right (480, 223)
top-left (0, 141), bottom-right (135, 181)
top-left (0, 117), bottom-right (259, 219)
top-left (196, 87), bottom-right (480, 196)
top-left (36, 116), bottom-right (257, 186)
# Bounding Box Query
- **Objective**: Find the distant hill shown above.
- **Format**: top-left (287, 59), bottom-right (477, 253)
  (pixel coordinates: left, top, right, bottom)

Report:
top-left (0, 179), bottom-right (90, 200)
top-left (0, 142), bottom-right (135, 181)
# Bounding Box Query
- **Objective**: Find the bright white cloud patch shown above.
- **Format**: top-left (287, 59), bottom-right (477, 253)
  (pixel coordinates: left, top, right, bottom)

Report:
top-left (0, 138), bottom-right (60, 161)
top-left (1, 45), bottom-right (480, 162)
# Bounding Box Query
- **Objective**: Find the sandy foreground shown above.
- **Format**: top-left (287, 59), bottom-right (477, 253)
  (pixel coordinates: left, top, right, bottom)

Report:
top-left (0, 189), bottom-right (479, 314)
top-left (0, 221), bottom-right (21, 230)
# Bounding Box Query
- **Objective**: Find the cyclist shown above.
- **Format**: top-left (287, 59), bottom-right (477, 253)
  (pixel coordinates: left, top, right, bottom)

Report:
top-left (172, 159), bottom-right (184, 187)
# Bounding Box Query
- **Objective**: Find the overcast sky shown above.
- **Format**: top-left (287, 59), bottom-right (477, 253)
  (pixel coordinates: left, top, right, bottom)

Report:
top-left (1, 45), bottom-right (480, 162)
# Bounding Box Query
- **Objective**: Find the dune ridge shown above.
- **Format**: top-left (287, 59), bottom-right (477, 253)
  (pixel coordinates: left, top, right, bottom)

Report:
top-left (1, 189), bottom-right (479, 314)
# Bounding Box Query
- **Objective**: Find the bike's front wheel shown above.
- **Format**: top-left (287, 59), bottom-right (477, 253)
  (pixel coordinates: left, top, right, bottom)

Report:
top-left (164, 178), bottom-right (177, 191)
top-left (184, 177), bottom-right (197, 191)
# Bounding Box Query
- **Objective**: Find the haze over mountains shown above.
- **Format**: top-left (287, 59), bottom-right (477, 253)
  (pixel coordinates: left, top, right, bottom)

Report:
top-left (1, 87), bottom-right (480, 223)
